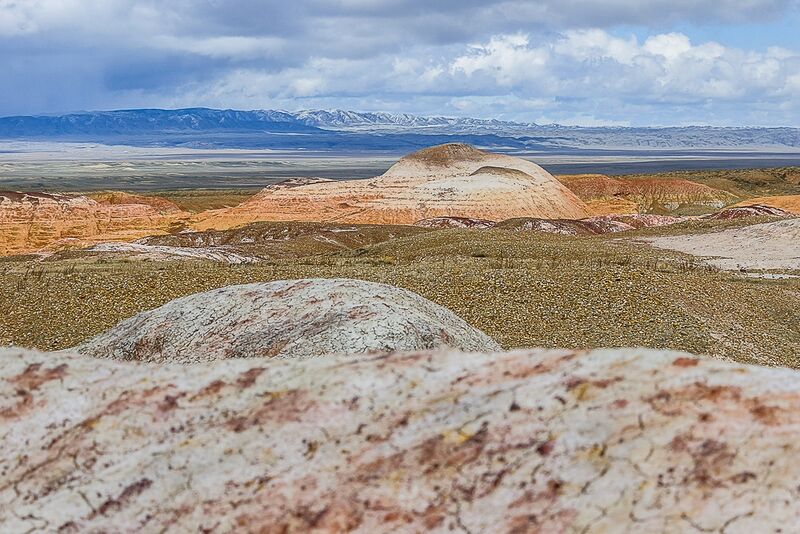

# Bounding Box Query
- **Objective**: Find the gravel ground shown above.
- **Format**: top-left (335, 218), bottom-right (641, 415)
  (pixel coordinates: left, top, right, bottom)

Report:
top-left (1, 223), bottom-right (798, 368)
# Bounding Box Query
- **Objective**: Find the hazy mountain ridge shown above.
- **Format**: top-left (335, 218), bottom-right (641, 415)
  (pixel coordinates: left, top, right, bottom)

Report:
top-left (0, 108), bottom-right (798, 150)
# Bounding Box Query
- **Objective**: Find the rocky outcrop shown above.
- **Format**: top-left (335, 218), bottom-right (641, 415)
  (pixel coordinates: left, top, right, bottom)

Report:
top-left (3, 346), bottom-right (800, 532)
top-left (702, 204), bottom-right (792, 220)
top-left (0, 191), bottom-right (189, 255)
top-left (414, 216), bottom-right (496, 229)
top-left (497, 214), bottom-right (683, 236)
top-left (86, 242), bottom-right (260, 264)
top-left (558, 174), bottom-right (736, 214)
top-left (73, 279), bottom-right (499, 363)
top-left (138, 221), bottom-right (426, 257)
top-left (193, 144), bottom-right (590, 229)
top-left (498, 217), bottom-right (632, 235)
top-left (646, 218), bottom-right (800, 271)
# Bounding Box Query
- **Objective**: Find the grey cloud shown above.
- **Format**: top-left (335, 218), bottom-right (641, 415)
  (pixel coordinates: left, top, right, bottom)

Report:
top-left (0, 0), bottom-right (798, 124)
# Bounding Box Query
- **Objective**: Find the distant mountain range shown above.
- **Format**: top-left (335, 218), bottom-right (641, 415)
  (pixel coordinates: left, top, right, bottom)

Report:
top-left (0, 107), bottom-right (798, 152)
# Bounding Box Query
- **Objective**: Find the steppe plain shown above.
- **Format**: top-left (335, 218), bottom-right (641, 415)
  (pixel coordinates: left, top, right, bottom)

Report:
top-left (1, 144), bottom-right (798, 366)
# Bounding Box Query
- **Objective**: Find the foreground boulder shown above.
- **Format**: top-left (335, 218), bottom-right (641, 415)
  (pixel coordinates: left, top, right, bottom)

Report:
top-left (73, 279), bottom-right (499, 362)
top-left (3, 346), bottom-right (800, 532)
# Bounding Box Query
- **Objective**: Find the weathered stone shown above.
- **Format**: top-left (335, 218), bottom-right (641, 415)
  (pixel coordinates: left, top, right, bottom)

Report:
top-left (2, 346), bottom-right (800, 532)
top-left (73, 278), bottom-right (499, 362)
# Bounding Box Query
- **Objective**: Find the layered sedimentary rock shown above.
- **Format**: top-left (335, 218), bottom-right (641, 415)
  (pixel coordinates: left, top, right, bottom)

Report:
top-left (557, 174), bottom-right (736, 214)
top-left (4, 346), bottom-right (800, 532)
top-left (74, 279), bottom-right (499, 362)
top-left (194, 144), bottom-right (590, 230)
top-left (0, 191), bottom-right (188, 255)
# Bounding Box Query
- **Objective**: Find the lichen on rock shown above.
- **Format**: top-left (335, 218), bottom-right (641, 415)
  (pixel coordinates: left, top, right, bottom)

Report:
top-left (73, 278), bottom-right (499, 363)
top-left (2, 346), bottom-right (800, 532)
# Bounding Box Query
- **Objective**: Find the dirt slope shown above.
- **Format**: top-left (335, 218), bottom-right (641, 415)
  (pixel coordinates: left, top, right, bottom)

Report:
top-left (558, 174), bottom-right (736, 214)
top-left (646, 218), bottom-right (800, 271)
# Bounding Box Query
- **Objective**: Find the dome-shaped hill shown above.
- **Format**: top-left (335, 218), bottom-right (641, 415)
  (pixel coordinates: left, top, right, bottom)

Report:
top-left (192, 144), bottom-right (590, 230)
top-left (399, 142), bottom-right (486, 166)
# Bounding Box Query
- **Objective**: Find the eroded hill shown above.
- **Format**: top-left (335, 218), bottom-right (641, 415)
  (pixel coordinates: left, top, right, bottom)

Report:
top-left (193, 144), bottom-right (590, 229)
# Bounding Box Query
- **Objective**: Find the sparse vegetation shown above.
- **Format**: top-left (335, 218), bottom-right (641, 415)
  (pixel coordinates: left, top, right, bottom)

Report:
top-left (149, 189), bottom-right (260, 212)
top-left (1, 220), bottom-right (797, 367)
top-left (625, 167), bottom-right (800, 198)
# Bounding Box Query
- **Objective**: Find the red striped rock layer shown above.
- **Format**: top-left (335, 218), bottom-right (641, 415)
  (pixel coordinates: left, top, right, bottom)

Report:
top-left (558, 174), bottom-right (736, 214)
top-left (0, 191), bottom-right (188, 255)
top-left (2, 347), bottom-right (800, 532)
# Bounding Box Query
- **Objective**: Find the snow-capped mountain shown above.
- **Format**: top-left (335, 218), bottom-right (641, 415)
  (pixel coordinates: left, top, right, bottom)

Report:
top-left (292, 109), bottom-right (525, 131)
top-left (0, 107), bottom-right (798, 151)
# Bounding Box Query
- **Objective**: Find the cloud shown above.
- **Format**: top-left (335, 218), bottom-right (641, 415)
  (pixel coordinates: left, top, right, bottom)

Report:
top-left (0, 0), bottom-right (798, 124)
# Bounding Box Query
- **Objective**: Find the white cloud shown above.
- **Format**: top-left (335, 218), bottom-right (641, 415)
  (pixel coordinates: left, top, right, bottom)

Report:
top-left (451, 34), bottom-right (548, 85)
top-left (0, 0), bottom-right (799, 124)
top-left (153, 36), bottom-right (286, 60)
top-left (446, 30), bottom-right (800, 104)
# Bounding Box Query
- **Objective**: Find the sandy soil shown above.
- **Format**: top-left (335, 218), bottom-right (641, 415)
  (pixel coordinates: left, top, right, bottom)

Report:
top-left (645, 218), bottom-right (800, 271)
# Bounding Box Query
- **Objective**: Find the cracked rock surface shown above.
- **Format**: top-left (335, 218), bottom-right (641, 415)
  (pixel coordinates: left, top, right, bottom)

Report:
top-left (2, 347), bottom-right (800, 532)
top-left (72, 278), bottom-right (499, 362)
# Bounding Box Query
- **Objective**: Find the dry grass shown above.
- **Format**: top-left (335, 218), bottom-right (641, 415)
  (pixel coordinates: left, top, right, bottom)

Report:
top-left (148, 189), bottom-right (259, 212)
top-left (626, 167), bottom-right (800, 198)
top-left (1, 222), bottom-right (797, 367)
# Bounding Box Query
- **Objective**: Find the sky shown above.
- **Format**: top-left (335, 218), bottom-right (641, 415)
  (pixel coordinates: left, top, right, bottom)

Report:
top-left (1, 0), bottom-right (799, 126)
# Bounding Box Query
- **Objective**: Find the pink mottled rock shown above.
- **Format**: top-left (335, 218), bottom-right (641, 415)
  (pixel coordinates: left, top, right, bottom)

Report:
top-left (498, 217), bottom-right (635, 235)
top-left (702, 204), bottom-right (792, 220)
top-left (2, 347), bottom-right (800, 532)
top-left (414, 216), bottom-right (496, 229)
top-left (73, 279), bottom-right (499, 362)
